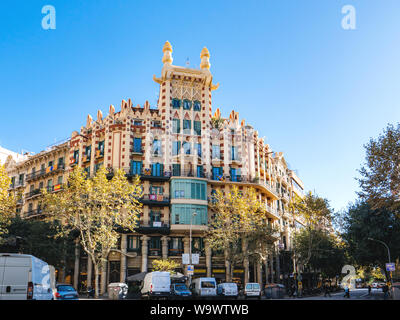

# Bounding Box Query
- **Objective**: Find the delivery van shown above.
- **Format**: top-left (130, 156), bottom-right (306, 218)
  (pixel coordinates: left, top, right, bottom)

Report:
top-left (141, 272), bottom-right (171, 299)
top-left (0, 253), bottom-right (53, 300)
top-left (191, 277), bottom-right (217, 298)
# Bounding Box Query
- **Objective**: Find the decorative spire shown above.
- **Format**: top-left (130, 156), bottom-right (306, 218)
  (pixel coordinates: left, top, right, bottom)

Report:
top-left (162, 41), bottom-right (173, 65)
top-left (200, 47), bottom-right (210, 70)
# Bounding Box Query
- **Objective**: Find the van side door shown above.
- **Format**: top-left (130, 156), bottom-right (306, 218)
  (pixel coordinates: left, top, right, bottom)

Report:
top-left (0, 256), bottom-right (6, 300)
top-left (2, 256), bottom-right (30, 300)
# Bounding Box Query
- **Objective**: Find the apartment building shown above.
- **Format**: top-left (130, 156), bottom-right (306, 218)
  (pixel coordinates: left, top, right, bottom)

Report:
top-left (5, 41), bottom-right (305, 292)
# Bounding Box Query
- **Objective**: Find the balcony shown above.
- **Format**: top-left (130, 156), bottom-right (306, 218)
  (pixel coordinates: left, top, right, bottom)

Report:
top-left (25, 189), bottom-right (41, 199)
top-left (26, 164), bottom-right (66, 181)
top-left (140, 194), bottom-right (170, 206)
top-left (132, 148), bottom-right (143, 155)
top-left (70, 158), bottom-right (78, 166)
top-left (25, 208), bottom-right (43, 218)
top-left (95, 150), bottom-right (104, 159)
top-left (171, 170), bottom-right (206, 179)
top-left (134, 222), bottom-right (170, 235)
top-left (82, 155), bottom-right (91, 163)
top-left (47, 184), bottom-right (64, 193)
top-left (139, 169), bottom-right (171, 181)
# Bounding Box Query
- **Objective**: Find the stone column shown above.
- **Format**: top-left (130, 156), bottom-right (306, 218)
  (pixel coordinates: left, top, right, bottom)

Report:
top-left (141, 236), bottom-right (149, 272)
top-left (204, 239), bottom-right (212, 277)
top-left (73, 239), bottom-right (80, 290)
top-left (265, 259), bottom-right (269, 284)
top-left (257, 260), bottom-right (263, 287)
top-left (120, 234), bottom-right (127, 283)
top-left (161, 236), bottom-right (170, 259)
top-left (87, 256), bottom-right (93, 288)
top-left (224, 249), bottom-right (231, 282)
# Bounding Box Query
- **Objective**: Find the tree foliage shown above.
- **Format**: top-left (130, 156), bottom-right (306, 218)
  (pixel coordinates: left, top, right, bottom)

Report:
top-left (358, 123), bottom-right (400, 214)
top-left (0, 164), bottom-right (16, 240)
top-left (42, 166), bottom-right (143, 297)
top-left (152, 259), bottom-right (180, 274)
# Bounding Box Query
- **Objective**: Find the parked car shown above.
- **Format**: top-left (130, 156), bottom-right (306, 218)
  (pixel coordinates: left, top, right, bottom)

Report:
top-left (171, 283), bottom-right (192, 299)
top-left (141, 272), bottom-right (171, 299)
top-left (217, 283), bottom-right (238, 299)
top-left (54, 284), bottom-right (79, 300)
top-left (244, 282), bottom-right (262, 299)
top-left (0, 253), bottom-right (54, 300)
top-left (191, 277), bottom-right (217, 298)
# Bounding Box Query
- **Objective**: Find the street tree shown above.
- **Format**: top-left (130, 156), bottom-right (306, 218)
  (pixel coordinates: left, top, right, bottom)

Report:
top-left (290, 192), bottom-right (333, 271)
top-left (207, 186), bottom-right (277, 282)
top-left (339, 201), bottom-right (400, 276)
top-left (358, 123), bottom-right (400, 214)
top-left (0, 164), bottom-right (16, 241)
top-left (42, 166), bottom-right (143, 297)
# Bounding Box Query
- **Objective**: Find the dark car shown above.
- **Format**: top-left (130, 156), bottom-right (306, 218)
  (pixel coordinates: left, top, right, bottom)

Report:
top-left (54, 284), bottom-right (79, 300)
top-left (171, 283), bottom-right (192, 299)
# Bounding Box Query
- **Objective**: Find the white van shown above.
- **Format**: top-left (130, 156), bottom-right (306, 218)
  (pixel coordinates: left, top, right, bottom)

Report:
top-left (191, 277), bottom-right (217, 298)
top-left (141, 272), bottom-right (171, 299)
top-left (217, 282), bottom-right (238, 299)
top-left (0, 253), bottom-right (53, 300)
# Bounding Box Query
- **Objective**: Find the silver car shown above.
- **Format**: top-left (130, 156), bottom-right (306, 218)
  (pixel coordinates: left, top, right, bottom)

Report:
top-left (244, 283), bottom-right (261, 299)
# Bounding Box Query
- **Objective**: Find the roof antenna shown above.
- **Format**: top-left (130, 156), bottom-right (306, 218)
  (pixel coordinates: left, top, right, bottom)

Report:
top-left (185, 57), bottom-right (190, 68)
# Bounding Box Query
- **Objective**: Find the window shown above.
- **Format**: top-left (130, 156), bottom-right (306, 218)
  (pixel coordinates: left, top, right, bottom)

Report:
top-left (85, 146), bottom-right (91, 158)
top-left (150, 211), bottom-right (161, 224)
top-left (94, 162), bottom-right (103, 174)
top-left (131, 161), bottom-right (142, 175)
top-left (84, 167), bottom-right (90, 178)
top-left (183, 141), bottom-right (191, 155)
top-left (57, 176), bottom-right (63, 185)
top-left (171, 204), bottom-right (208, 225)
top-left (151, 163), bottom-right (163, 176)
top-left (172, 141), bottom-right (181, 155)
top-left (171, 179), bottom-right (207, 200)
top-left (197, 165), bottom-right (204, 178)
top-left (18, 174), bottom-right (24, 185)
top-left (98, 141), bottom-right (105, 156)
top-left (40, 164), bottom-right (45, 173)
top-left (133, 138), bottom-right (142, 153)
top-left (128, 236), bottom-right (141, 252)
top-left (212, 145), bottom-right (220, 159)
top-left (169, 238), bottom-right (183, 255)
top-left (152, 120), bottom-right (161, 128)
top-left (193, 101), bottom-right (201, 111)
top-left (149, 237), bottom-right (161, 256)
top-left (149, 185), bottom-right (164, 195)
top-left (212, 167), bottom-right (223, 180)
top-left (192, 237), bottom-right (205, 256)
top-left (230, 168), bottom-right (238, 182)
top-left (58, 157), bottom-right (64, 167)
top-left (183, 120), bottom-right (191, 134)
top-left (231, 146), bottom-right (238, 160)
top-left (48, 161), bottom-right (54, 167)
top-left (172, 119), bottom-right (180, 134)
top-left (153, 139), bottom-right (161, 156)
top-left (73, 150), bottom-right (79, 163)
top-left (194, 121), bottom-right (201, 135)
top-left (183, 99), bottom-right (192, 110)
top-left (172, 98), bottom-right (181, 109)
top-left (172, 163), bottom-right (181, 176)
top-left (133, 119), bottom-right (143, 126)
top-left (195, 143), bottom-right (202, 158)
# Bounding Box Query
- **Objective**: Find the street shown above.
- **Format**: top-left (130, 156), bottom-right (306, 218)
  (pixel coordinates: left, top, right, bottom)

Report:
top-left (299, 288), bottom-right (386, 300)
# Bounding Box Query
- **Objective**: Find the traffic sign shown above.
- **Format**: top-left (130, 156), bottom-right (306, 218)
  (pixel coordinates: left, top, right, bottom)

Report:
top-left (386, 263), bottom-right (395, 272)
top-left (187, 265), bottom-right (194, 275)
top-left (192, 254), bottom-right (200, 264)
top-left (182, 254), bottom-right (190, 265)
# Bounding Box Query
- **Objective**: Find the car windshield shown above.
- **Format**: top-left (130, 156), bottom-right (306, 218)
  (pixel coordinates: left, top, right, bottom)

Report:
top-left (246, 283), bottom-right (260, 290)
top-left (201, 281), bottom-right (215, 288)
top-left (57, 285), bottom-right (75, 292)
top-left (174, 284), bottom-right (188, 291)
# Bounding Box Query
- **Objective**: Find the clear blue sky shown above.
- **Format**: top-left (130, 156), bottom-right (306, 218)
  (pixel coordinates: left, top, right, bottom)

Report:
top-left (1, 0), bottom-right (400, 212)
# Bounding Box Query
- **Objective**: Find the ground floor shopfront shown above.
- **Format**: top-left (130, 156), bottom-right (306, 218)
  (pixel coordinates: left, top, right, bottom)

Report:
top-left (70, 233), bottom-right (294, 294)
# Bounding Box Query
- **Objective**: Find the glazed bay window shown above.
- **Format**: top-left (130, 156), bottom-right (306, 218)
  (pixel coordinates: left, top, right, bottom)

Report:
top-left (171, 204), bottom-right (208, 225)
top-left (169, 237), bottom-right (183, 256)
top-left (171, 179), bottom-right (206, 200)
top-left (172, 98), bottom-right (181, 109)
top-left (172, 118), bottom-right (180, 134)
top-left (149, 237), bottom-right (161, 256)
top-left (127, 235), bottom-right (141, 253)
top-left (194, 121), bottom-right (201, 135)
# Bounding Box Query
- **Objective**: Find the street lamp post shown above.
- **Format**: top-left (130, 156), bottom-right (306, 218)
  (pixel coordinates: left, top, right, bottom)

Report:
top-left (189, 211), bottom-right (197, 287)
top-left (368, 238), bottom-right (392, 285)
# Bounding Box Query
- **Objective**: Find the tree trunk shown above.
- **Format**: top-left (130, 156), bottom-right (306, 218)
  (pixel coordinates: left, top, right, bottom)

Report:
top-left (94, 264), bottom-right (100, 298)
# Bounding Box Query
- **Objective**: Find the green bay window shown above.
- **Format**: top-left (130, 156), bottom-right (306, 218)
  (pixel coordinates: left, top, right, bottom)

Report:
top-left (171, 179), bottom-right (206, 200)
top-left (171, 204), bottom-right (208, 225)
